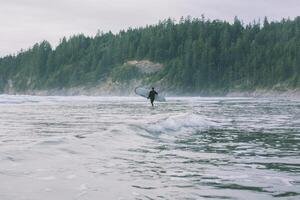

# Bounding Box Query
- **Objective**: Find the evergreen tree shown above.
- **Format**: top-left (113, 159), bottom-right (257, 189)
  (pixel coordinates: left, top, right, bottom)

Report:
top-left (0, 16), bottom-right (299, 93)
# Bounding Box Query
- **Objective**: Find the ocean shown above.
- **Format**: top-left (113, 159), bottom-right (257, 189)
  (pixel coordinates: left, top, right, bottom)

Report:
top-left (0, 95), bottom-right (299, 200)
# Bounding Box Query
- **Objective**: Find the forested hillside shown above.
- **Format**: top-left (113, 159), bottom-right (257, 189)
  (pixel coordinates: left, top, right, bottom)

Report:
top-left (0, 16), bottom-right (299, 94)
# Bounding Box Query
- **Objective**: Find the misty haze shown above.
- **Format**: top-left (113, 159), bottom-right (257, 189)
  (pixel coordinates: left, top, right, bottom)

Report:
top-left (0, 0), bottom-right (300, 200)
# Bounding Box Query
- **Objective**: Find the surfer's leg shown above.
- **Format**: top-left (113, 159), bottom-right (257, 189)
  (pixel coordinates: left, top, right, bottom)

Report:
top-left (150, 99), bottom-right (154, 106)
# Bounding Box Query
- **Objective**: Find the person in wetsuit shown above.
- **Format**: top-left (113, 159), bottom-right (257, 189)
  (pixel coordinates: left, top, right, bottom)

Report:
top-left (148, 87), bottom-right (158, 107)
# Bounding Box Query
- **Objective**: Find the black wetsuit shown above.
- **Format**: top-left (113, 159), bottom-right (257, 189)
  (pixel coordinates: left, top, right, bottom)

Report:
top-left (148, 90), bottom-right (158, 106)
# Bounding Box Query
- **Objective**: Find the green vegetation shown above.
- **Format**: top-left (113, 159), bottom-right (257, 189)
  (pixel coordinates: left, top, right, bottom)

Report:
top-left (0, 16), bottom-right (299, 94)
top-left (111, 64), bottom-right (141, 83)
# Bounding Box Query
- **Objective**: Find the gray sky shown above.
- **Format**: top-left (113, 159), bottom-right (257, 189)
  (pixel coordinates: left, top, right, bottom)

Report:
top-left (0, 0), bottom-right (299, 56)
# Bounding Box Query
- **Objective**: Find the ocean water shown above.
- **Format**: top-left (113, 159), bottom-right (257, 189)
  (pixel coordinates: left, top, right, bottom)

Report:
top-left (0, 95), bottom-right (299, 200)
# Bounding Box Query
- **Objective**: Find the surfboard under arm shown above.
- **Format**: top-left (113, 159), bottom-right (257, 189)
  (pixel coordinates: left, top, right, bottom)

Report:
top-left (134, 87), bottom-right (166, 102)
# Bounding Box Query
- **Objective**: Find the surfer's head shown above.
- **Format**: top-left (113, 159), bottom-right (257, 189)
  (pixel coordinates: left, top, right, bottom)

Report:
top-left (152, 87), bottom-right (154, 90)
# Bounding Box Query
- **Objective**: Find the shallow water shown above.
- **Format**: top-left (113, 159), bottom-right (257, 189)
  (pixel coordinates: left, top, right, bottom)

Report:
top-left (0, 95), bottom-right (299, 200)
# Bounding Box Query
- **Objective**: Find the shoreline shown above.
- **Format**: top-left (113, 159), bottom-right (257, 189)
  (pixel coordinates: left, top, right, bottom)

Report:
top-left (226, 89), bottom-right (300, 98)
top-left (2, 87), bottom-right (300, 98)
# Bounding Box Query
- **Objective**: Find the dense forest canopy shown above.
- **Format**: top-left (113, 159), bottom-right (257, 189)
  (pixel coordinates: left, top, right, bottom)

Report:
top-left (0, 16), bottom-right (299, 94)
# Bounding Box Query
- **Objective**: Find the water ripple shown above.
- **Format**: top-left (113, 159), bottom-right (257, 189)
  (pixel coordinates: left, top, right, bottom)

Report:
top-left (0, 96), bottom-right (299, 199)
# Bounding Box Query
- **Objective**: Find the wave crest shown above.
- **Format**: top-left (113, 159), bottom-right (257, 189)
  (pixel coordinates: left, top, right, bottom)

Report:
top-left (145, 114), bottom-right (215, 133)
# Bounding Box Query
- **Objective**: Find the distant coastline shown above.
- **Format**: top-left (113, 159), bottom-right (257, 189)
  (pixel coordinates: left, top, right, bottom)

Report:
top-left (2, 85), bottom-right (300, 99)
top-left (1, 17), bottom-right (299, 96)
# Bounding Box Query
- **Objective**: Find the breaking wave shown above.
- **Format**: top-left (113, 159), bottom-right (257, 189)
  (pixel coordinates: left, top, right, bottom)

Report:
top-left (145, 113), bottom-right (215, 133)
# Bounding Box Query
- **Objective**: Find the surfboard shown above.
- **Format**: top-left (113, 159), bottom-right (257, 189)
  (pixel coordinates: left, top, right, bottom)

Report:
top-left (134, 87), bottom-right (166, 102)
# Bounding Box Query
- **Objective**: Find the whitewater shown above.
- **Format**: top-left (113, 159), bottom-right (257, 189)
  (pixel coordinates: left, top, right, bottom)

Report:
top-left (0, 95), bottom-right (299, 200)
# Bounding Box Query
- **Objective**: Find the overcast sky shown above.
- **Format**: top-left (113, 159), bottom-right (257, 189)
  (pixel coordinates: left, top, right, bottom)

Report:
top-left (0, 0), bottom-right (299, 56)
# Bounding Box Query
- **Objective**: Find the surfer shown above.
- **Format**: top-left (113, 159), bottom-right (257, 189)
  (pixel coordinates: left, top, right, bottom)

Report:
top-left (148, 87), bottom-right (158, 107)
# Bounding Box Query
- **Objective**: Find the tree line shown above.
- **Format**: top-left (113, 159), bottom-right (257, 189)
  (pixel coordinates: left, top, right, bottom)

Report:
top-left (0, 16), bottom-right (299, 93)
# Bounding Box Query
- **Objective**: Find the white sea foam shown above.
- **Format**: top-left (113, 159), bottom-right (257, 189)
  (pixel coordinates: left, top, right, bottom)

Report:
top-left (146, 113), bottom-right (215, 133)
top-left (0, 95), bottom-right (144, 105)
